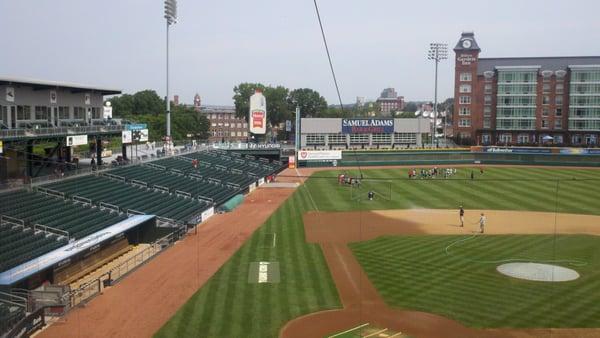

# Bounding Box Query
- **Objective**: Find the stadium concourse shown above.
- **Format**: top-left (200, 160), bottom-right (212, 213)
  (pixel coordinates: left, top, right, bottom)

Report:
top-left (0, 148), bottom-right (284, 337)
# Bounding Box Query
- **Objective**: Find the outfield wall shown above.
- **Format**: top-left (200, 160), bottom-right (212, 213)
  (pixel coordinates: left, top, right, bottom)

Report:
top-left (300, 150), bottom-right (600, 167)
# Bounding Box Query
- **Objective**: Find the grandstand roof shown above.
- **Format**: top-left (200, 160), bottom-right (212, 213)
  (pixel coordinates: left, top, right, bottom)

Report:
top-left (0, 76), bottom-right (121, 95)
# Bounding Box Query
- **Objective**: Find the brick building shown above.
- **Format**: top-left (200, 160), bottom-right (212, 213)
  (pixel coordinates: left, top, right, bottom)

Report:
top-left (376, 88), bottom-right (405, 115)
top-left (453, 31), bottom-right (600, 146)
top-left (200, 105), bottom-right (249, 143)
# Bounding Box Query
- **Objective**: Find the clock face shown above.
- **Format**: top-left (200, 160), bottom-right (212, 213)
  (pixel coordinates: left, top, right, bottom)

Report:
top-left (462, 40), bottom-right (472, 48)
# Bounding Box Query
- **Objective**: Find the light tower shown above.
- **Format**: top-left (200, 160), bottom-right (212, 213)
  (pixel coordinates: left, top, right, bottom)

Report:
top-left (164, 0), bottom-right (177, 144)
top-left (428, 42), bottom-right (448, 147)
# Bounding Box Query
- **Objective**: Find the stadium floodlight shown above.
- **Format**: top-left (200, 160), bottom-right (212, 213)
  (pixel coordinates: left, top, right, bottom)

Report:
top-left (164, 0), bottom-right (177, 145)
top-left (427, 43), bottom-right (448, 147)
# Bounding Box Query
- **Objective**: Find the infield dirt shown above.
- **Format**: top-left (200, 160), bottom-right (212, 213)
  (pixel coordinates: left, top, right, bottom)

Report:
top-left (280, 208), bottom-right (600, 338)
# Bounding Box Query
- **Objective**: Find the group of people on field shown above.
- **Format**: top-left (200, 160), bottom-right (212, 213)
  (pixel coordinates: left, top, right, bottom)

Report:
top-left (338, 172), bottom-right (361, 187)
top-left (408, 167), bottom-right (457, 179)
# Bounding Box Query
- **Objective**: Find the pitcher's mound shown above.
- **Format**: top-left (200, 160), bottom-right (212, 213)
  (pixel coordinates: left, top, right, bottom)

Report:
top-left (497, 262), bottom-right (580, 282)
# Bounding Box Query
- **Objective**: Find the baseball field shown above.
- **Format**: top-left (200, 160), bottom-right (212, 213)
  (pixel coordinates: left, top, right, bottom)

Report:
top-left (155, 166), bottom-right (600, 338)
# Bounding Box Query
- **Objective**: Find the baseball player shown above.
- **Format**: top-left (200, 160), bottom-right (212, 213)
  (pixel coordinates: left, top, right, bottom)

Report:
top-left (479, 213), bottom-right (486, 233)
top-left (459, 206), bottom-right (465, 227)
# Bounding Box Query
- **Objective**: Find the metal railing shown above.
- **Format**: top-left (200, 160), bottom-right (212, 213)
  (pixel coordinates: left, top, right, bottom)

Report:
top-left (0, 125), bottom-right (126, 140)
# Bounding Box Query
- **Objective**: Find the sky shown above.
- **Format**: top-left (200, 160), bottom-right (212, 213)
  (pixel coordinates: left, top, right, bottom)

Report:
top-left (1, 0), bottom-right (599, 106)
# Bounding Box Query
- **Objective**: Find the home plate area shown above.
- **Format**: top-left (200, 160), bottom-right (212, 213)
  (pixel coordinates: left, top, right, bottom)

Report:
top-left (327, 323), bottom-right (411, 338)
top-left (248, 261), bottom-right (280, 283)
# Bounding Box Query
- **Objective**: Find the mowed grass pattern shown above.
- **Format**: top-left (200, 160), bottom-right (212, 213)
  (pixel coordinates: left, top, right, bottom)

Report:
top-left (157, 167), bottom-right (600, 336)
top-left (351, 234), bottom-right (600, 328)
top-left (155, 187), bottom-right (341, 338)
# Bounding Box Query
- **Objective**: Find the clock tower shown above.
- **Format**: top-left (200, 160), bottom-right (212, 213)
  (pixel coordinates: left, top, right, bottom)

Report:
top-left (453, 31), bottom-right (481, 143)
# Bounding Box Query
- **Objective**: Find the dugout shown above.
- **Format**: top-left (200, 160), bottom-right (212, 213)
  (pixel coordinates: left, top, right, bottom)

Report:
top-left (0, 215), bottom-right (157, 290)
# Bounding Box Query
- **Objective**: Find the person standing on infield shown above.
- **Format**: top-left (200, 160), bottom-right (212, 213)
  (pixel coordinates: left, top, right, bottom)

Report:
top-left (479, 213), bottom-right (486, 233)
top-left (459, 206), bottom-right (465, 227)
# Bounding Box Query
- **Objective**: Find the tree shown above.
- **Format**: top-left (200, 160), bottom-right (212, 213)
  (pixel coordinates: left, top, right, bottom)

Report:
top-left (107, 94), bottom-right (134, 117)
top-left (404, 101), bottom-right (418, 113)
top-left (264, 86), bottom-right (290, 126)
top-left (133, 90), bottom-right (164, 115)
top-left (232, 83), bottom-right (266, 121)
top-left (287, 88), bottom-right (328, 118)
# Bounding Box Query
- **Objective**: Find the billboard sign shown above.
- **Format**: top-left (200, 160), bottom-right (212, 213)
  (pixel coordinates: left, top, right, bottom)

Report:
top-left (66, 135), bottom-right (88, 146)
top-left (122, 130), bottom-right (132, 144)
top-left (285, 120), bottom-right (292, 132)
top-left (249, 90), bottom-right (267, 134)
top-left (288, 155), bottom-right (296, 169)
top-left (298, 150), bottom-right (342, 161)
top-left (0, 140), bottom-right (3, 154)
top-left (341, 119), bottom-right (394, 134)
top-left (126, 123), bottom-right (147, 131)
top-left (138, 129), bottom-right (149, 142)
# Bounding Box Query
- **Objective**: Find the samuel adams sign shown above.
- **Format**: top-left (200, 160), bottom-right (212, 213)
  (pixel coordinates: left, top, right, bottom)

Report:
top-left (342, 118), bottom-right (394, 134)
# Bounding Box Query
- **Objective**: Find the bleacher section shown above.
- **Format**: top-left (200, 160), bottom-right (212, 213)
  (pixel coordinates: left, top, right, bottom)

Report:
top-left (0, 149), bottom-right (283, 279)
top-left (43, 175), bottom-right (208, 224)
top-left (0, 190), bottom-right (128, 273)
top-left (108, 165), bottom-right (238, 205)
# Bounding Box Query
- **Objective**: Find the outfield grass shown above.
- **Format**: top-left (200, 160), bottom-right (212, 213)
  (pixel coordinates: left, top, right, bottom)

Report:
top-left (156, 167), bottom-right (600, 337)
top-left (351, 234), bottom-right (600, 328)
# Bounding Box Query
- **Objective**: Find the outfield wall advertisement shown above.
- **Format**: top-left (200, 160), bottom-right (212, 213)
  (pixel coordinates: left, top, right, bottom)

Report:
top-left (298, 150), bottom-right (342, 160)
top-left (249, 90), bottom-right (267, 134)
top-left (472, 146), bottom-right (600, 155)
top-left (342, 118), bottom-right (394, 134)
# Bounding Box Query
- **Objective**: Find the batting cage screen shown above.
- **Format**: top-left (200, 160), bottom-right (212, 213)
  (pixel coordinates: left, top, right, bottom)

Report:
top-left (350, 179), bottom-right (392, 201)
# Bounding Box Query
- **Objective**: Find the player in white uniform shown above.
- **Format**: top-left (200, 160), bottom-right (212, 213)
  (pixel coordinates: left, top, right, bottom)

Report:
top-left (479, 213), bottom-right (486, 233)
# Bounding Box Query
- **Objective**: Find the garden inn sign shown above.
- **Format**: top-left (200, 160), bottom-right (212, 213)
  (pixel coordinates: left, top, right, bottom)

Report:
top-left (341, 118), bottom-right (395, 134)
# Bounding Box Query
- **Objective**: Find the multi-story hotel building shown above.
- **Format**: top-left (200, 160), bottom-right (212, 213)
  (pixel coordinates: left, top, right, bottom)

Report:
top-left (453, 32), bottom-right (600, 146)
top-left (200, 105), bottom-right (249, 143)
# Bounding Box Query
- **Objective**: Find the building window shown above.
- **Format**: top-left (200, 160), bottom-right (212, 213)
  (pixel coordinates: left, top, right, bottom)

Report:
top-left (517, 134), bottom-right (529, 144)
top-left (483, 106), bottom-right (492, 117)
top-left (243, 132), bottom-right (248, 137)
top-left (58, 106), bottom-right (69, 119)
top-left (543, 83), bottom-right (551, 93)
top-left (555, 95), bottom-right (563, 105)
top-left (555, 108), bottom-right (562, 116)
top-left (459, 107), bottom-right (470, 116)
top-left (459, 84), bottom-right (471, 93)
top-left (459, 119), bottom-right (471, 127)
top-left (542, 95), bottom-right (550, 105)
top-left (91, 107), bottom-right (102, 119)
top-left (541, 119), bottom-right (549, 129)
top-left (484, 84), bottom-right (492, 94)
top-left (556, 83), bottom-right (564, 94)
top-left (17, 105), bottom-right (31, 120)
top-left (459, 96), bottom-right (471, 104)
top-left (394, 133), bottom-right (416, 144)
top-left (500, 134), bottom-right (512, 143)
top-left (73, 107), bottom-right (86, 119)
top-left (542, 108), bottom-right (549, 117)
top-left (460, 72), bottom-right (472, 81)
top-left (484, 95), bottom-right (492, 105)
top-left (349, 134), bottom-right (369, 144)
top-left (555, 119), bottom-right (562, 129)
top-left (483, 118), bottom-right (491, 128)
top-left (224, 123), bottom-right (229, 127)
top-left (230, 131), bottom-right (235, 137)
top-left (243, 123), bottom-right (248, 128)
top-left (211, 123), bottom-right (216, 127)
top-left (237, 123), bottom-right (241, 128)
top-left (482, 134), bottom-right (491, 144)
top-left (35, 106), bottom-right (49, 120)
top-left (237, 131), bottom-right (242, 137)
top-left (372, 133), bottom-right (392, 144)
top-left (328, 133), bottom-right (347, 144)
